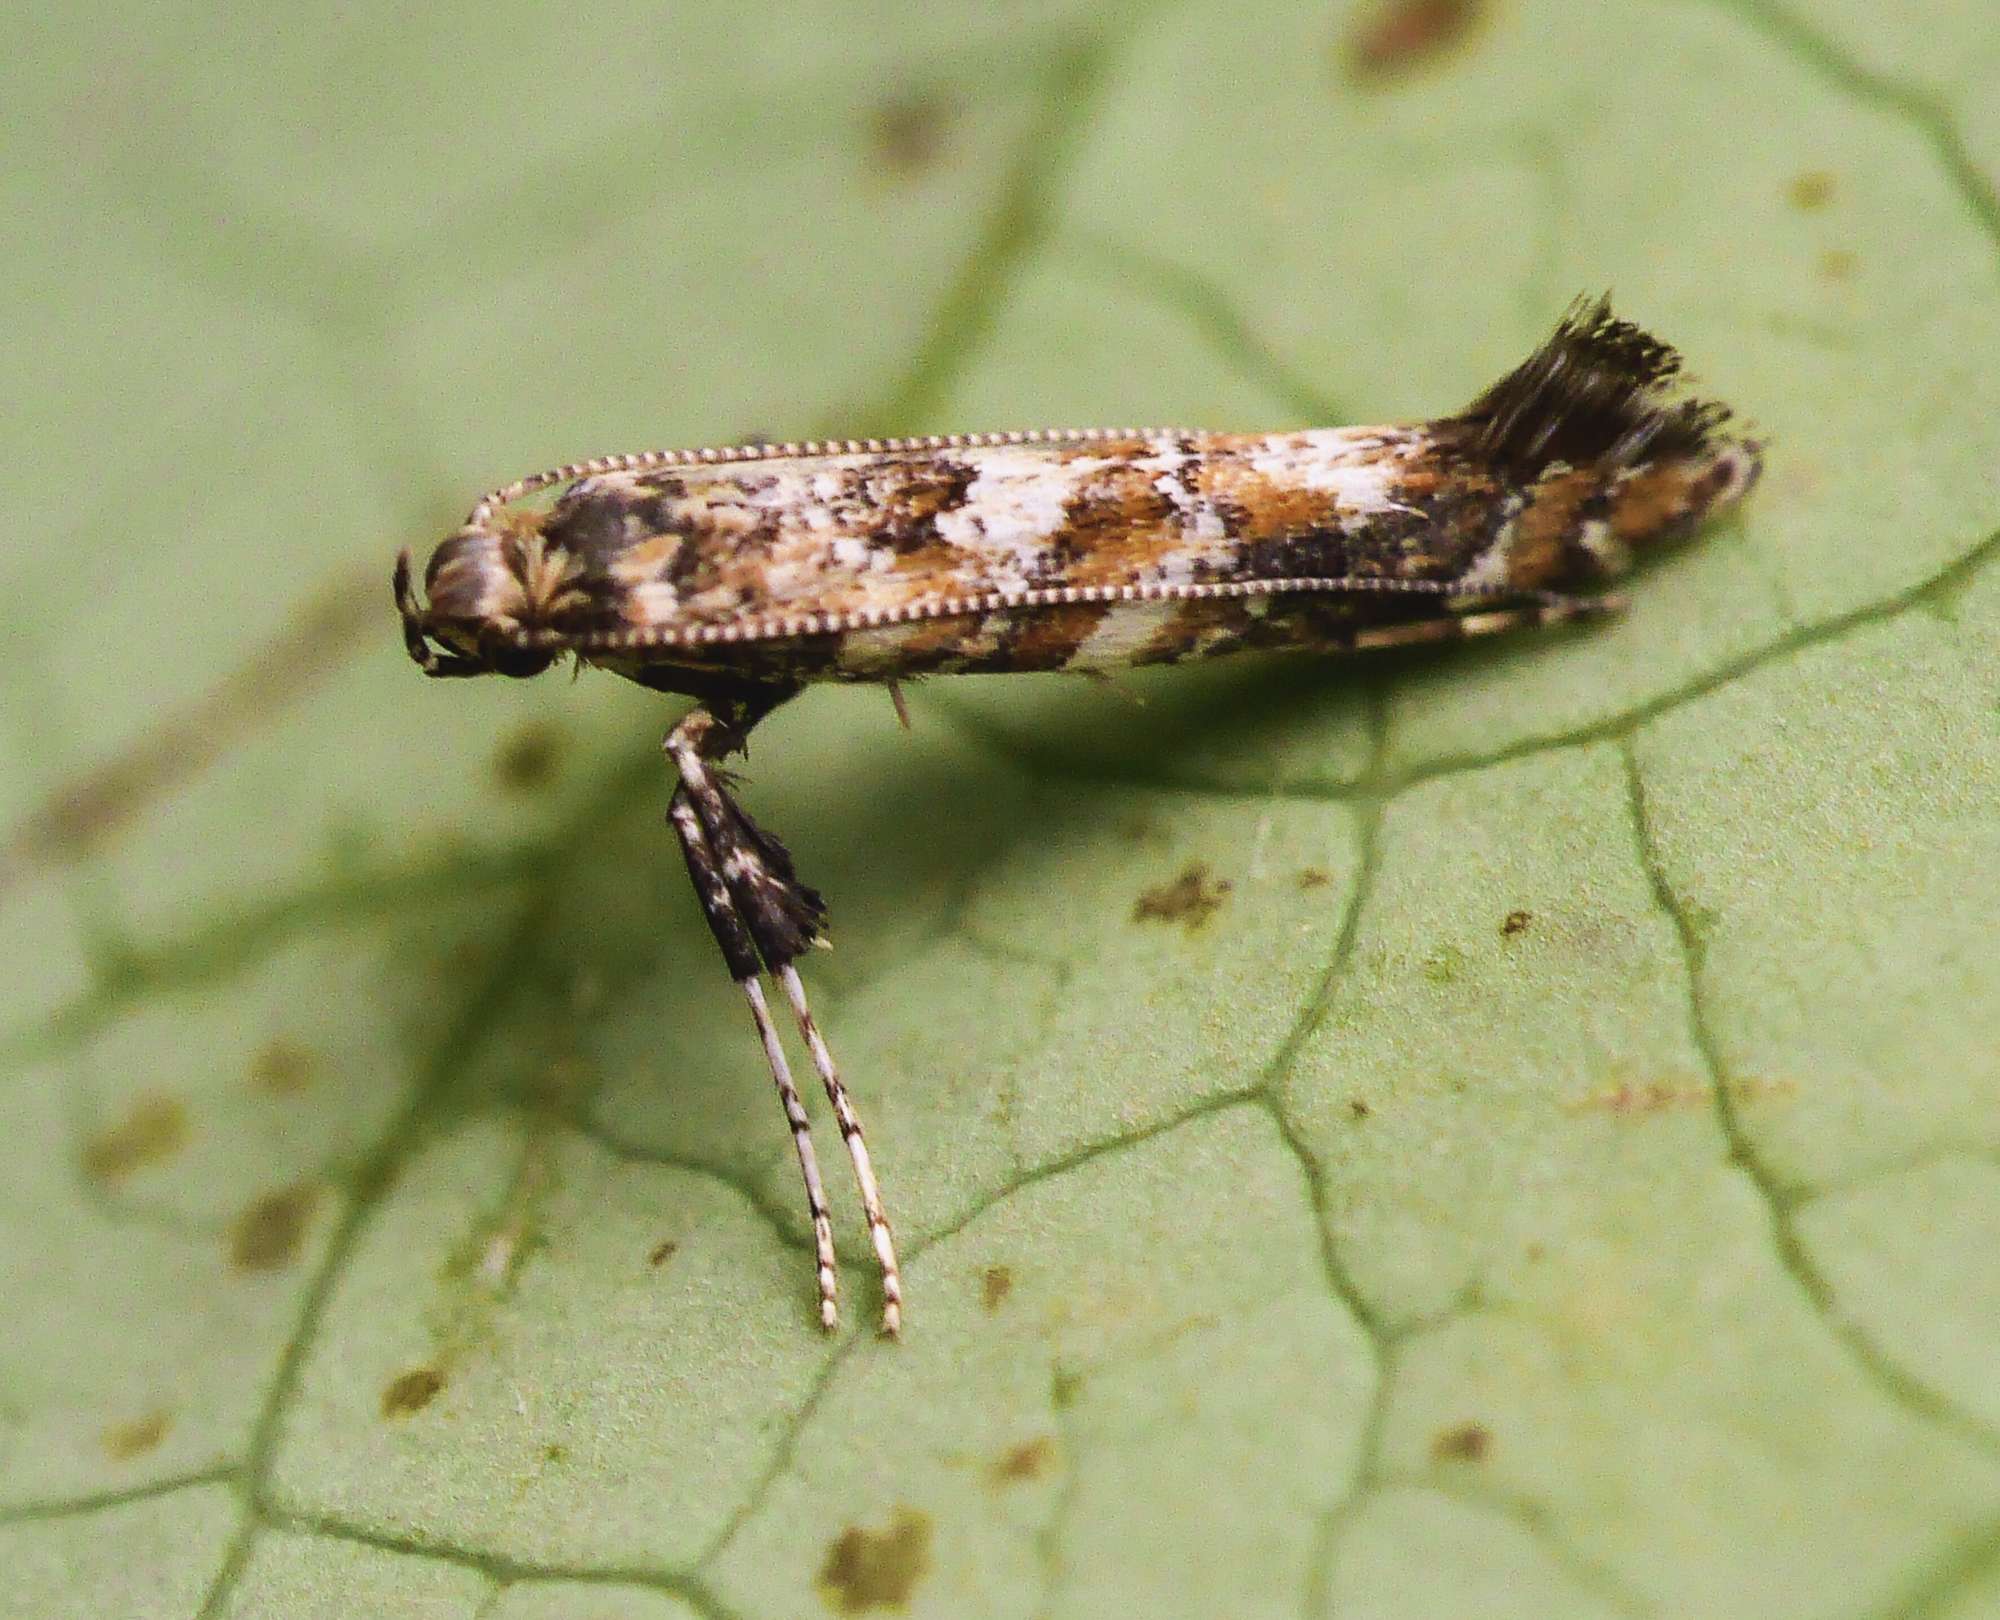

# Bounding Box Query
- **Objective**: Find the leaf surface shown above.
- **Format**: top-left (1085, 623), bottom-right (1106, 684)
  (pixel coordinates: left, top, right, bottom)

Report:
top-left (4, 2), bottom-right (1998, 1615)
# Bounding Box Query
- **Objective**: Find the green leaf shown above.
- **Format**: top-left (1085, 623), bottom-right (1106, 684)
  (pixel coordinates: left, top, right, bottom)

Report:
top-left (4, 1), bottom-right (1998, 1616)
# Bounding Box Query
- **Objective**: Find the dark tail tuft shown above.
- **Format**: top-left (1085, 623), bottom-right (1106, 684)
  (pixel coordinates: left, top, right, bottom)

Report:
top-left (1452, 295), bottom-right (1735, 477)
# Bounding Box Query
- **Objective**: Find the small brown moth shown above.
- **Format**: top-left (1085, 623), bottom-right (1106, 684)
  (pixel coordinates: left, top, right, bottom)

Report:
top-left (395, 297), bottom-right (1760, 1335)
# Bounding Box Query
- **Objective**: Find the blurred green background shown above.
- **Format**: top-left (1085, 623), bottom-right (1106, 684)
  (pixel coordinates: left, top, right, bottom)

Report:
top-left (4, 2), bottom-right (1999, 1616)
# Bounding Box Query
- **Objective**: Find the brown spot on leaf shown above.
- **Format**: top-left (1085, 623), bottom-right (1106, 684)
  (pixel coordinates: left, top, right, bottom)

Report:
top-left (981, 1264), bottom-right (1014, 1311)
top-left (1118, 812), bottom-right (1167, 844)
top-left (1821, 248), bottom-right (1857, 281)
top-left (102, 1410), bottom-right (171, 1461)
top-left (1567, 1078), bottom-right (1706, 1115)
top-left (1348, 1097), bottom-right (1372, 1120)
top-left (1789, 170), bottom-right (1835, 210)
top-left (1297, 867), bottom-right (1333, 890)
top-left (817, 1505), bottom-right (933, 1613)
top-left (1133, 862), bottom-right (1233, 931)
top-left (649, 1239), bottom-right (679, 1268)
top-left (230, 1184), bottom-right (317, 1271)
top-left (81, 1094), bottom-right (188, 1184)
top-left (1344, 0), bottom-right (1484, 83)
top-left (1567, 1076), bottom-right (1799, 1116)
top-left (1432, 1420), bottom-right (1492, 1462)
top-left (493, 720), bottom-right (565, 793)
top-left (249, 1037), bottom-right (315, 1094)
top-left (990, 1435), bottom-right (1056, 1484)
top-left (1501, 909), bottom-right (1532, 937)
top-left (868, 91), bottom-right (952, 178)
top-left (381, 1366), bottom-right (446, 1418)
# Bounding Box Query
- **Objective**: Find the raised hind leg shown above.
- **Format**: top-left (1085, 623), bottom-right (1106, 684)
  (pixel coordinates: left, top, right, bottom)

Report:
top-left (663, 693), bottom-right (902, 1336)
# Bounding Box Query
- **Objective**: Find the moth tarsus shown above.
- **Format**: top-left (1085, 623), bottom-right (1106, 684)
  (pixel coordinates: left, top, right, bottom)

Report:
top-left (395, 295), bottom-right (1761, 1335)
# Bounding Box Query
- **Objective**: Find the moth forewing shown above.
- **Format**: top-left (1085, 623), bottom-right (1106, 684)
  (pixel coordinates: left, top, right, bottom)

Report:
top-left (395, 296), bottom-right (1761, 1335)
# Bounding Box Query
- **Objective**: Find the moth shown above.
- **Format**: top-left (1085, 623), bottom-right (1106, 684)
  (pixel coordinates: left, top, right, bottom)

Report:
top-left (395, 297), bottom-right (1761, 1336)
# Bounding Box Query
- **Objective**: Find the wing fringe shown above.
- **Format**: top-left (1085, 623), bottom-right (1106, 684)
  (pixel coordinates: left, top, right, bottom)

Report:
top-left (1453, 294), bottom-right (1734, 476)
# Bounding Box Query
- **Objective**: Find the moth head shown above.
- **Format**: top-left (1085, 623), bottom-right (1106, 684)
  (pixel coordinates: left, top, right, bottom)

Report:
top-left (395, 512), bottom-right (577, 678)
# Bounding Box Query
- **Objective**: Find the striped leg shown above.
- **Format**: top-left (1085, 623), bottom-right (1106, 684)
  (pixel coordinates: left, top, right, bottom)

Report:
top-left (777, 963), bottom-right (902, 1336)
top-left (744, 975), bottom-right (841, 1329)
top-left (667, 782), bottom-right (841, 1331)
top-left (1346, 591), bottom-right (1625, 654)
top-left (664, 697), bottom-right (901, 1336)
